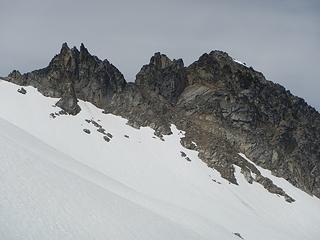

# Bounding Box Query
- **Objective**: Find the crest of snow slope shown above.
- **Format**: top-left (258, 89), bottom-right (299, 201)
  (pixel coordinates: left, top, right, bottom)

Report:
top-left (0, 80), bottom-right (320, 240)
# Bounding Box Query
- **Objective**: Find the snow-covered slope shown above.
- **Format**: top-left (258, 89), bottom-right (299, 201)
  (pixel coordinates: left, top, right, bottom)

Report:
top-left (1, 80), bottom-right (320, 240)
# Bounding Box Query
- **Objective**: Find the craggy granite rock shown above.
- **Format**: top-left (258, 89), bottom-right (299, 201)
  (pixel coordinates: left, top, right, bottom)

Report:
top-left (17, 87), bottom-right (27, 95)
top-left (5, 44), bottom-right (320, 200)
top-left (106, 82), bottom-right (173, 136)
top-left (136, 52), bottom-right (187, 104)
top-left (7, 42), bottom-right (126, 113)
top-left (178, 51), bottom-right (320, 198)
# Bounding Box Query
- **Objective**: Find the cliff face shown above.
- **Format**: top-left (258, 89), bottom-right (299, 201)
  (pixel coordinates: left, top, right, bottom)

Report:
top-left (5, 43), bottom-right (320, 200)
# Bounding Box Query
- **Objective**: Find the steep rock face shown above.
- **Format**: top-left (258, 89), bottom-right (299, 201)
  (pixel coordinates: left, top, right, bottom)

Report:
top-left (107, 83), bottom-right (173, 136)
top-left (4, 45), bottom-right (320, 200)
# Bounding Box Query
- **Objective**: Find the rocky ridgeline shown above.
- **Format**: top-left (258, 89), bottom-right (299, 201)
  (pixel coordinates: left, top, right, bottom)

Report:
top-left (7, 43), bottom-right (126, 114)
top-left (4, 43), bottom-right (320, 200)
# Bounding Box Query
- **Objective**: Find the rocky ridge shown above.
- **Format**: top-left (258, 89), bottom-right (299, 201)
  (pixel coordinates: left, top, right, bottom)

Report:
top-left (3, 43), bottom-right (320, 200)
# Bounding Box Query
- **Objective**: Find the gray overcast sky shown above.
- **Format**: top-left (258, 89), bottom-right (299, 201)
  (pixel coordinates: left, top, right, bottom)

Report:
top-left (0, 0), bottom-right (319, 110)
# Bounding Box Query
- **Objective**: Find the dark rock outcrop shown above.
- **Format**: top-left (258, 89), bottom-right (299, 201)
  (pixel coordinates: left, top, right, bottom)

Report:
top-left (83, 129), bottom-right (91, 134)
top-left (5, 44), bottom-right (320, 200)
top-left (55, 82), bottom-right (81, 115)
top-left (103, 136), bottom-right (111, 142)
top-left (17, 87), bottom-right (27, 95)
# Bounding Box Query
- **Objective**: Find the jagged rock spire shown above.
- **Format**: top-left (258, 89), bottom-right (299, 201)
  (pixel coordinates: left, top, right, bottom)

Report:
top-left (80, 43), bottom-right (87, 52)
top-left (6, 42), bottom-right (127, 113)
top-left (79, 43), bottom-right (90, 59)
top-left (150, 52), bottom-right (172, 69)
top-left (60, 42), bottom-right (70, 54)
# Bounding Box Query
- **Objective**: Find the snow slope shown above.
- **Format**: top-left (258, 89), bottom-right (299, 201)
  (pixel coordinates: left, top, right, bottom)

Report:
top-left (1, 80), bottom-right (320, 240)
top-left (0, 118), bottom-right (206, 240)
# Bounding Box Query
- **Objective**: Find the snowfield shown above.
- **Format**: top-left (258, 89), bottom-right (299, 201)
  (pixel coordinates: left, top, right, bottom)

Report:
top-left (0, 80), bottom-right (320, 240)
